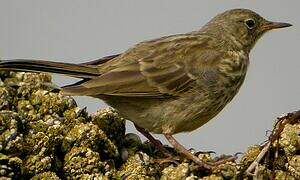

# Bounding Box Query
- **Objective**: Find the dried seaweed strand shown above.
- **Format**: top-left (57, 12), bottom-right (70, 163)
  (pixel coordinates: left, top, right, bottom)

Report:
top-left (246, 110), bottom-right (300, 176)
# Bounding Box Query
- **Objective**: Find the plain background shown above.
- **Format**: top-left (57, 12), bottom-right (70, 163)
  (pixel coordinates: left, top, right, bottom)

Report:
top-left (0, 1), bottom-right (299, 155)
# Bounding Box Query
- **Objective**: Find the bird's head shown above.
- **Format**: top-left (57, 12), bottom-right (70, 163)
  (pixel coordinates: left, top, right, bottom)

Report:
top-left (203, 9), bottom-right (292, 52)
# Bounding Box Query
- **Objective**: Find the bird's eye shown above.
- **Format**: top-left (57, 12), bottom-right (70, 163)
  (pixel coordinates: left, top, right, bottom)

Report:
top-left (245, 19), bottom-right (256, 29)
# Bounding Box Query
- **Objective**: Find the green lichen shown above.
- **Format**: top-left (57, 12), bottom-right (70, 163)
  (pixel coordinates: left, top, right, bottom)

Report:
top-left (62, 122), bottom-right (119, 159)
top-left (31, 171), bottom-right (60, 180)
top-left (161, 163), bottom-right (190, 180)
top-left (275, 170), bottom-right (297, 180)
top-left (212, 162), bottom-right (238, 179)
top-left (279, 124), bottom-right (300, 157)
top-left (240, 145), bottom-right (261, 167)
top-left (0, 154), bottom-right (22, 179)
top-left (63, 146), bottom-right (104, 179)
top-left (0, 111), bottom-right (25, 154)
top-left (92, 108), bottom-right (125, 146)
top-left (118, 152), bottom-right (159, 179)
top-left (24, 150), bottom-right (53, 176)
top-left (202, 174), bottom-right (223, 180)
top-left (0, 86), bottom-right (16, 110)
top-left (286, 155), bottom-right (300, 179)
top-left (255, 165), bottom-right (272, 180)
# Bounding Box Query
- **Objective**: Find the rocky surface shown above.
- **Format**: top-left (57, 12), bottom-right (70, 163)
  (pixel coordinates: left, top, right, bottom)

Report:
top-left (0, 71), bottom-right (299, 179)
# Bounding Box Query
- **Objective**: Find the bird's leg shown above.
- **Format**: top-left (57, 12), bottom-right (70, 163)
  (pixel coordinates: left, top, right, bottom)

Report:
top-left (213, 154), bottom-right (238, 166)
top-left (134, 124), bottom-right (172, 158)
top-left (195, 150), bottom-right (216, 155)
top-left (164, 133), bottom-right (212, 170)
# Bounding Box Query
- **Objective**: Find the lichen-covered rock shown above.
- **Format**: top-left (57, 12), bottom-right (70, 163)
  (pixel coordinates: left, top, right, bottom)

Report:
top-left (286, 155), bottom-right (300, 179)
top-left (202, 174), bottom-right (223, 180)
top-left (0, 154), bottom-right (22, 179)
top-left (31, 171), bottom-right (60, 180)
top-left (63, 146), bottom-right (104, 179)
top-left (161, 163), bottom-right (190, 180)
top-left (24, 148), bottom-right (53, 176)
top-left (197, 153), bottom-right (214, 164)
top-left (62, 122), bottom-right (119, 159)
top-left (279, 123), bottom-right (300, 157)
top-left (0, 111), bottom-right (25, 154)
top-left (0, 86), bottom-right (16, 110)
top-left (37, 92), bottom-right (72, 117)
top-left (240, 145), bottom-right (261, 167)
top-left (117, 152), bottom-right (158, 179)
top-left (122, 133), bottom-right (143, 161)
top-left (0, 72), bottom-right (95, 179)
top-left (275, 170), bottom-right (297, 180)
top-left (0, 71), bottom-right (299, 179)
top-left (92, 108), bottom-right (125, 146)
top-left (76, 173), bottom-right (106, 180)
top-left (63, 106), bottom-right (88, 126)
top-left (254, 165), bottom-right (272, 180)
top-left (212, 162), bottom-right (238, 179)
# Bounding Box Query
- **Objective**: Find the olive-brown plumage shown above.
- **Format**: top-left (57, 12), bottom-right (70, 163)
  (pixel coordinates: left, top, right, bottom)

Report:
top-left (0, 9), bottom-right (291, 168)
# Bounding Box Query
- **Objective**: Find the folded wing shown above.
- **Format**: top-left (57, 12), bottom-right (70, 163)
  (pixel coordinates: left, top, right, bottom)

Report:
top-left (62, 34), bottom-right (221, 98)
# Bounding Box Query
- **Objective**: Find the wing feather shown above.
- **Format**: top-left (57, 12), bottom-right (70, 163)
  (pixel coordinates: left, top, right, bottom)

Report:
top-left (62, 34), bottom-right (221, 97)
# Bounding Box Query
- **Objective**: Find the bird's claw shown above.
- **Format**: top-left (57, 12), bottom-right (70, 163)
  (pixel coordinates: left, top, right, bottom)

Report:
top-left (152, 156), bottom-right (180, 165)
top-left (195, 150), bottom-right (216, 156)
top-left (211, 154), bottom-right (238, 167)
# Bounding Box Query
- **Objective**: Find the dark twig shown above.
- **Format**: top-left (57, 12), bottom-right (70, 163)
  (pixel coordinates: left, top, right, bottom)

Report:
top-left (246, 109), bottom-right (300, 176)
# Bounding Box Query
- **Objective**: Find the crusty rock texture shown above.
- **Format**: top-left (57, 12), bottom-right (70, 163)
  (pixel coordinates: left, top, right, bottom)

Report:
top-left (0, 71), bottom-right (299, 179)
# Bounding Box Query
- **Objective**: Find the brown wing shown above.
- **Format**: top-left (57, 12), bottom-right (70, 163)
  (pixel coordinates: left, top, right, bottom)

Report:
top-left (62, 33), bottom-right (222, 97)
top-left (80, 54), bottom-right (121, 65)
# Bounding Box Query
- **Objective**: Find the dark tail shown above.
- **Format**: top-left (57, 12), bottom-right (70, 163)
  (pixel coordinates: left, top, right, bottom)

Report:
top-left (0, 59), bottom-right (101, 79)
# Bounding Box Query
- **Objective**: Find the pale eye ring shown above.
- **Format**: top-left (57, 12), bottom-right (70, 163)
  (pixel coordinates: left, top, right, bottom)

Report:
top-left (245, 19), bottom-right (256, 29)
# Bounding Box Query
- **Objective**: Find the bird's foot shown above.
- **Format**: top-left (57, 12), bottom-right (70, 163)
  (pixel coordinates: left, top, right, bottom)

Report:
top-left (214, 156), bottom-right (237, 166)
top-left (134, 124), bottom-right (173, 158)
top-left (164, 133), bottom-right (212, 170)
top-left (189, 154), bottom-right (239, 172)
top-left (210, 154), bottom-right (239, 167)
top-left (194, 150), bottom-right (216, 155)
top-left (152, 156), bottom-right (181, 165)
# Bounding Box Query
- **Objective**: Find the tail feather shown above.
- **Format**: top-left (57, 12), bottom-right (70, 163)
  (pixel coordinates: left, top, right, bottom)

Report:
top-left (0, 59), bottom-right (101, 79)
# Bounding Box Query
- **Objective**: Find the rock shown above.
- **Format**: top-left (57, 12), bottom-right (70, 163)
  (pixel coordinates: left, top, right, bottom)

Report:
top-left (161, 163), bottom-right (190, 180)
top-left (0, 71), bottom-right (299, 179)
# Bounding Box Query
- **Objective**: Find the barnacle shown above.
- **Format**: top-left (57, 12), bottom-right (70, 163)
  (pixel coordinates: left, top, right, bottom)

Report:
top-left (286, 155), bottom-right (300, 179)
top-left (62, 122), bottom-right (119, 158)
top-left (279, 124), bottom-right (300, 157)
top-left (202, 174), bottom-right (223, 180)
top-left (275, 170), bottom-right (297, 180)
top-left (92, 108), bottom-right (125, 146)
top-left (24, 148), bottom-right (53, 176)
top-left (212, 162), bottom-right (238, 179)
top-left (31, 171), bottom-right (60, 180)
top-left (240, 145), bottom-right (261, 167)
top-left (161, 163), bottom-right (190, 180)
top-left (0, 86), bottom-right (16, 110)
top-left (118, 152), bottom-right (158, 179)
top-left (0, 154), bottom-right (22, 179)
top-left (0, 111), bottom-right (25, 154)
top-left (63, 146), bottom-right (104, 179)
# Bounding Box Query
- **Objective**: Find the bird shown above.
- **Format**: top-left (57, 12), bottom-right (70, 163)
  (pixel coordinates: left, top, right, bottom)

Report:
top-left (0, 9), bottom-right (292, 169)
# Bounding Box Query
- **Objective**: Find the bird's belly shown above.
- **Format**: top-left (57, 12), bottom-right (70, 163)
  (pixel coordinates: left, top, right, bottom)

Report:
top-left (100, 93), bottom-right (229, 134)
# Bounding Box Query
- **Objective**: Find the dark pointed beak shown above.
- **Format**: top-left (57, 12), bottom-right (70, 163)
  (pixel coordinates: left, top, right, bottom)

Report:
top-left (261, 21), bottom-right (292, 31)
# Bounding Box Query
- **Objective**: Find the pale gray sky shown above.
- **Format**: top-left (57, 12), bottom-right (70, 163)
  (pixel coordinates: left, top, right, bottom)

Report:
top-left (0, 1), bottom-right (299, 155)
